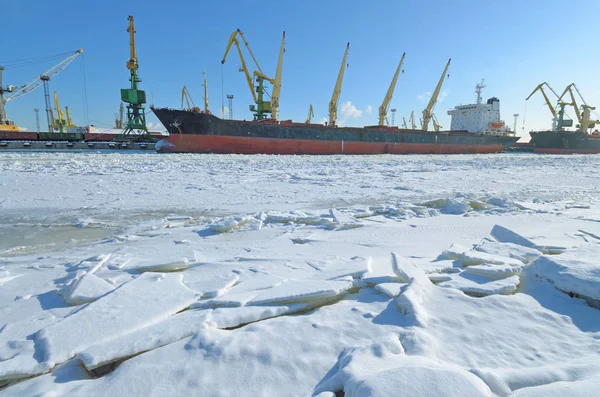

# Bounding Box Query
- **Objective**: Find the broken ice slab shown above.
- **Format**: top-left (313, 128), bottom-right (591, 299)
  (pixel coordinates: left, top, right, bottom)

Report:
top-left (36, 273), bottom-right (199, 367)
top-left (135, 260), bottom-right (190, 273)
top-left (491, 224), bottom-right (566, 254)
top-left (64, 273), bottom-right (115, 305)
top-left (438, 273), bottom-right (521, 296)
top-left (531, 245), bottom-right (600, 307)
top-left (77, 309), bottom-right (213, 371)
top-left (439, 244), bottom-right (523, 267)
top-left (182, 270), bottom-right (239, 298)
top-left (374, 283), bottom-right (406, 298)
top-left (248, 279), bottom-right (353, 306)
top-left (474, 241), bottom-right (541, 263)
top-left (463, 263), bottom-right (522, 280)
top-left (78, 304), bottom-right (306, 371)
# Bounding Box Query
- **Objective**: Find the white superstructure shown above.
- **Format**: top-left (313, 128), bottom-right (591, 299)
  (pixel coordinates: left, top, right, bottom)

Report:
top-left (447, 80), bottom-right (513, 135)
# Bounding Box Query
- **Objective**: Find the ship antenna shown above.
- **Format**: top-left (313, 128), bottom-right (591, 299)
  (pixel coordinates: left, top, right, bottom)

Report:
top-left (475, 79), bottom-right (486, 105)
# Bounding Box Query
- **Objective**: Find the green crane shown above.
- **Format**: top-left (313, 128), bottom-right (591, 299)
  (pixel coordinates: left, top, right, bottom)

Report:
top-left (118, 16), bottom-right (153, 141)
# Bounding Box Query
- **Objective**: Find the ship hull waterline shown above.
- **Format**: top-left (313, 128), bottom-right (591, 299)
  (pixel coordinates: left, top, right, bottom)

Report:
top-left (156, 134), bottom-right (507, 155)
top-left (151, 108), bottom-right (518, 155)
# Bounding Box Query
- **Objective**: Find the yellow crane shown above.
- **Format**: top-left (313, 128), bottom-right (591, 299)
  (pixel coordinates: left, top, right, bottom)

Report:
top-left (422, 58), bottom-right (451, 131)
top-left (409, 111), bottom-right (416, 129)
top-left (305, 104), bottom-right (314, 124)
top-left (329, 43), bottom-right (350, 126)
top-left (181, 86), bottom-right (200, 113)
top-left (402, 117), bottom-right (408, 129)
top-left (202, 72), bottom-right (210, 114)
top-left (52, 91), bottom-right (75, 132)
top-left (221, 29), bottom-right (285, 120)
top-left (378, 53), bottom-right (405, 126)
top-left (525, 82), bottom-right (560, 119)
top-left (432, 114), bottom-right (442, 132)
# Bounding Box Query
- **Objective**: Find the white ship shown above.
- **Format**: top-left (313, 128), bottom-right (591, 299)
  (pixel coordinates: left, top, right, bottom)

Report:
top-left (447, 81), bottom-right (514, 136)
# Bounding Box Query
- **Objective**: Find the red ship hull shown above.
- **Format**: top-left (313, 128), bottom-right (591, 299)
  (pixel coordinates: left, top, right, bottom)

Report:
top-left (157, 134), bottom-right (506, 155)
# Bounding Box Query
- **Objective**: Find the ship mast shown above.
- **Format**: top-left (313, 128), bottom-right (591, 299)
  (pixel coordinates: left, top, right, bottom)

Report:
top-left (475, 79), bottom-right (486, 105)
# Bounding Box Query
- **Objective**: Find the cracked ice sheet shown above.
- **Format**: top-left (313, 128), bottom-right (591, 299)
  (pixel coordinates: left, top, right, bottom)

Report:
top-left (36, 272), bottom-right (199, 368)
top-left (36, 288), bottom-right (401, 397)
top-left (531, 245), bottom-right (600, 303)
top-left (77, 304), bottom-right (309, 371)
top-left (391, 263), bottom-right (600, 372)
top-left (438, 273), bottom-right (521, 296)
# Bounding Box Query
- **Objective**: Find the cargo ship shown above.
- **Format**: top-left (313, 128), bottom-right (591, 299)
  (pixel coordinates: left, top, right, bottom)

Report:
top-left (151, 82), bottom-right (518, 155)
top-left (529, 130), bottom-right (600, 154)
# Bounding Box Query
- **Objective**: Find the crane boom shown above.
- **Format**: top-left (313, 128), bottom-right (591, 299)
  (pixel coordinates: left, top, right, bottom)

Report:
top-left (525, 82), bottom-right (559, 118)
top-left (53, 91), bottom-right (64, 131)
top-left (221, 29), bottom-right (284, 120)
top-left (3, 49), bottom-right (83, 104)
top-left (270, 31), bottom-right (285, 121)
top-left (329, 43), bottom-right (350, 126)
top-left (378, 53), bottom-right (405, 126)
top-left (422, 58), bottom-right (451, 131)
top-left (306, 104), bottom-right (314, 124)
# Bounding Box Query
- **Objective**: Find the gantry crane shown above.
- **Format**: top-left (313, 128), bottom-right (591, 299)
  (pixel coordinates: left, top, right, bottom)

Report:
top-left (118, 16), bottom-right (152, 141)
top-left (378, 53), bottom-right (405, 126)
top-left (221, 29), bottom-right (285, 120)
top-left (305, 104), bottom-right (314, 124)
top-left (181, 86), bottom-right (200, 113)
top-left (329, 43), bottom-right (350, 126)
top-left (0, 49), bottom-right (83, 132)
top-left (422, 58), bottom-right (451, 131)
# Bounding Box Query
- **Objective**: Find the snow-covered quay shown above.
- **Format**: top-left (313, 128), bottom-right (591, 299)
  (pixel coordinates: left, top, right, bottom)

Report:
top-left (1, 152), bottom-right (599, 396)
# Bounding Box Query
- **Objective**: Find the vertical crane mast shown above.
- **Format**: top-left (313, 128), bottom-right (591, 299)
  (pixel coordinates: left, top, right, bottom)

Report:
top-left (270, 32), bottom-right (285, 121)
top-left (306, 104), bottom-right (314, 124)
top-left (378, 53), bottom-right (405, 126)
top-left (422, 58), bottom-right (451, 131)
top-left (119, 15), bottom-right (151, 141)
top-left (329, 43), bottom-right (350, 126)
top-left (203, 72), bottom-right (210, 114)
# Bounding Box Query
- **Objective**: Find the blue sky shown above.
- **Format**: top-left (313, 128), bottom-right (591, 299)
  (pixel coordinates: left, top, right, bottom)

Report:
top-left (3, 0), bottom-right (600, 139)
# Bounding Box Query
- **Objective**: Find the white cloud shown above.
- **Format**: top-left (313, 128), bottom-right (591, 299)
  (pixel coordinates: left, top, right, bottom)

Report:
top-left (340, 101), bottom-right (363, 119)
top-left (438, 90), bottom-right (449, 103)
top-left (417, 91), bottom-right (431, 102)
top-left (418, 90), bottom-right (449, 104)
top-left (365, 105), bottom-right (373, 116)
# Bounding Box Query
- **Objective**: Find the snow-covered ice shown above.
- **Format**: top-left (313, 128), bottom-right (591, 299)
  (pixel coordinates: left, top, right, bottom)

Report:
top-left (1, 152), bottom-right (600, 395)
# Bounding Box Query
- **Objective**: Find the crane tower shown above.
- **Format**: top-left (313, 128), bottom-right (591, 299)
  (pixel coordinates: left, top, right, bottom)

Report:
top-left (118, 16), bottom-right (153, 141)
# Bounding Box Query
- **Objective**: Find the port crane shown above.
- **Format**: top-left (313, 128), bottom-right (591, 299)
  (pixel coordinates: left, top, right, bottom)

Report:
top-left (422, 58), bottom-right (451, 131)
top-left (221, 29), bottom-right (285, 120)
top-left (52, 91), bottom-right (75, 132)
top-left (525, 82), bottom-right (565, 130)
top-left (0, 49), bottom-right (83, 132)
top-left (181, 86), bottom-right (200, 113)
top-left (305, 104), bottom-right (314, 124)
top-left (329, 43), bottom-right (350, 126)
top-left (557, 83), bottom-right (598, 131)
top-left (118, 15), bottom-right (152, 141)
top-left (378, 53), bottom-right (405, 126)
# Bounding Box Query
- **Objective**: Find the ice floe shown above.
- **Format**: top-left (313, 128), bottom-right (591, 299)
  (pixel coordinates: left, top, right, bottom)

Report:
top-left (531, 245), bottom-right (600, 306)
